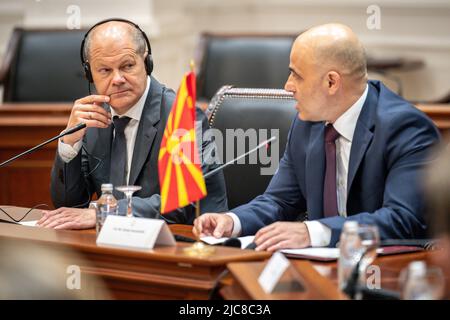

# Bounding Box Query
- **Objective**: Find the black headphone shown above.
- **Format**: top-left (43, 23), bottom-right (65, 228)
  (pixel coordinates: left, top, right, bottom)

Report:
top-left (80, 18), bottom-right (153, 83)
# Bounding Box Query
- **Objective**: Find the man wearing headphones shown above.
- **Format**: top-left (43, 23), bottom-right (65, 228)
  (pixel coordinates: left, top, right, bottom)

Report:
top-left (38, 19), bottom-right (228, 229)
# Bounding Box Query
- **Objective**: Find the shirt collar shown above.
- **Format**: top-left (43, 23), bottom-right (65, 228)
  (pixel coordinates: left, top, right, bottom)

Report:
top-left (332, 84), bottom-right (368, 142)
top-left (110, 76), bottom-right (151, 121)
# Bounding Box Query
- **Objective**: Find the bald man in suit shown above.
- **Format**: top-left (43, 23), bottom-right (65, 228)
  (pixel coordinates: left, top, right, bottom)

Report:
top-left (194, 23), bottom-right (440, 250)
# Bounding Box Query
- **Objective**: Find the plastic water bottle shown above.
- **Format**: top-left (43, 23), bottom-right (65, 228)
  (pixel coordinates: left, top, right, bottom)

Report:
top-left (401, 261), bottom-right (445, 300)
top-left (96, 183), bottom-right (118, 234)
top-left (338, 221), bottom-right (362, 291)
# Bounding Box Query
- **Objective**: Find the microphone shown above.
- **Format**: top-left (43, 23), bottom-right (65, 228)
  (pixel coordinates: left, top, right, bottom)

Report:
top-left (217, 240), bottom-right (257, 250)
top-left (244, 242), bottom-right (257, 250)
top-left (189, 136), bottom-right (276, 209)
top-left (343, 249), bottom-right (365, 299)
top-left (221, 237), bottom-right (242, 248)
top-left (380, 238), bottom-right (439, 250)
top-left (343, 248), bottom-right (400, 300)
top-left (173, 234), bottom-right (196, 243)
top-left (60, 122), bottom-right (87, 136)
top-left (0, 123), bottom-right (87, 168)
top-left (203, 136), bottom-right (276, 179)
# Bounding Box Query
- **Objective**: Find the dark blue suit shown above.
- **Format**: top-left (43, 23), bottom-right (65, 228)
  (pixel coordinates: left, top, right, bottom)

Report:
top-left (233, 80), bottom-right (440, 247)
top-left (51, 77), bottom-right (228, 224)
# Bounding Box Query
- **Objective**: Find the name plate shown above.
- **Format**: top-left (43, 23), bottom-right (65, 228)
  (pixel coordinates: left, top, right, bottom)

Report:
top-left (258, 252), bottom-right (291, 294)
top-left (96, 215), bottom-right (176, 251)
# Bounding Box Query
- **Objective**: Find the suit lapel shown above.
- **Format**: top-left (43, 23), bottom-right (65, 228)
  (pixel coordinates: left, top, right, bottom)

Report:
top-left (89, 112), bottom-right (113, 180)
top-left (305, 123), bottom-right (326, 219)
top-left (347, 84), bottom-right (377, 196)
top-left (128, 78), bottom-right (162, 185)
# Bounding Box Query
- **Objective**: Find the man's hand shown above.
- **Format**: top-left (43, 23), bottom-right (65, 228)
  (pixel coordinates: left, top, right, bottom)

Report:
top-left (37, 207), bottom-right (96, 230)
top-left (63, 95), bottom-right (112, 146)
top-left (254, 222), bottom-right (311, 252)
top-left (193, 213), bottom-right (234, 238)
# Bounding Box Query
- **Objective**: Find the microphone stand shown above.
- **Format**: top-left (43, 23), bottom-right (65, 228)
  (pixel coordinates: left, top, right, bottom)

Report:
top-left (0, 123), bottom-right (86, 168)
top-left (203, 136), bottom-right (276, 179)
top-left (188, 136), bottom-right (277, 211)
top-left (183, 136), bottom-right (276, 258)
top-left (343, 248), bottom-right (401, 300)
top-left (0, 123), bottom-right (86, 223)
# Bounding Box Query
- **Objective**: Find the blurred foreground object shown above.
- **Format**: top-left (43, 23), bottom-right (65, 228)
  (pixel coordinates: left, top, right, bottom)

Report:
top-left (0, 238), bottom-right (109, 299)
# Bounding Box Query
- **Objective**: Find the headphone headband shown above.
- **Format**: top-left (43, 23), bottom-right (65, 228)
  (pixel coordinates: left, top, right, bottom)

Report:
top-left (80, 18), bottom-right (153, 82)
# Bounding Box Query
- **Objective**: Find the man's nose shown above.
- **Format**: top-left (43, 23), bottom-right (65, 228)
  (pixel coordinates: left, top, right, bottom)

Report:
top-left (284, 76), bottom-right (294, 92)
top-left (112, 70), bottom-right (126, 85)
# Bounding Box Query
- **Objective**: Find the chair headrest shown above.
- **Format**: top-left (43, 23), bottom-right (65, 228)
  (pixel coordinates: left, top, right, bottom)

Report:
top-left (5, 29), bottom-right (87, 102)
top-left (206, 86), bottom-right (298, 208)
top-left (197, 34), bottom-right (296, 100)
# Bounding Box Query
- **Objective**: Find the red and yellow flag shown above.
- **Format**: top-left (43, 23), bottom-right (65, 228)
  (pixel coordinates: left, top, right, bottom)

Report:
top-left (158, 71), bottom-right (207, 213)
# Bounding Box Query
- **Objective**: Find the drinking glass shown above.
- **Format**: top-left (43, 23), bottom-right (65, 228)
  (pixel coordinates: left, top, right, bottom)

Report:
top-left (115, 185), bottom-right (142, 218)
top-left (357, 225), bottom-right (380, 287)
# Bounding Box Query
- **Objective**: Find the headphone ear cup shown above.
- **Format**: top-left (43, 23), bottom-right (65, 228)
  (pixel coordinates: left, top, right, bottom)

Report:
top-left (83, 62), bottom-right (94, 83)
top-left (145, 54), bottom-right (153, 75)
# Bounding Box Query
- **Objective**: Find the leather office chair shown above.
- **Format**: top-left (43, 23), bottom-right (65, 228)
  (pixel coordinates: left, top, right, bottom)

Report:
top-left (0, 28), bottom-right (86, 102)
top-left (207, 86), bottom-right (297, 209)
top-left (196, 33), bottom-right (296, 101)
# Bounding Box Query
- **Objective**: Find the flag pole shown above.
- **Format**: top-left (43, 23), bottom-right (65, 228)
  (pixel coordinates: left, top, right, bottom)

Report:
top-left (191, 59), bottom-right (202, 231)
top-left (183, 60), bottom-right (215, 257)
top-left (195, 200), bottom-right (200, 223)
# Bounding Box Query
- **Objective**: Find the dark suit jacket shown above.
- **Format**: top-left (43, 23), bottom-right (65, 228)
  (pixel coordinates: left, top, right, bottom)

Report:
top-left (50, 77), bottom-right (228, 224)
top-left (233, 80), bottom-right (440, 246)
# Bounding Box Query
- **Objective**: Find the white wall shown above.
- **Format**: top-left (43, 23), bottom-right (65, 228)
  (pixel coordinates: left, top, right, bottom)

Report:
top-left (1, 0), bottom-right (449, 101)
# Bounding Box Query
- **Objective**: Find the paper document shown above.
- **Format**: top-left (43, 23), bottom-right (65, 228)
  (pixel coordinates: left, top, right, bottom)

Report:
top-left (18, 220), bottom-right (38, 227)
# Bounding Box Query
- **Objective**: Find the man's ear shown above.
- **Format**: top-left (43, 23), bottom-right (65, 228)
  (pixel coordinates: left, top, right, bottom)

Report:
top-left (327, 71), bottom-right (341, 95)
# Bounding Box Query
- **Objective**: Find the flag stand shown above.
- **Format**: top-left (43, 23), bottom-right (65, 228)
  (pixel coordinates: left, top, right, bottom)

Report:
top-left (183, 203), bottom-right (215, 257)
top-left (183, 60), bottom-right (214, 257)
top-left (159, 60), bottom-right (214, 257)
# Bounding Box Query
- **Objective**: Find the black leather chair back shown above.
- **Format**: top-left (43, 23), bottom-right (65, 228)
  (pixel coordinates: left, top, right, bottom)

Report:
top-left (207, 86), bottom-right (297, 209)
top-left (3, 28), bottom-right (86, 102)
top-left (197, 34), bottom-right (296, 101)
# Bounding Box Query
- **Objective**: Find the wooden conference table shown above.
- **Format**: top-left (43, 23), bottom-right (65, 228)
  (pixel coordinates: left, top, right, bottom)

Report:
top-left (221, 249), bottom-right (440, 300)
top-left (0, 206), bottom-right (443, 300)
top-left (0, 206), bottom-right (270, 299)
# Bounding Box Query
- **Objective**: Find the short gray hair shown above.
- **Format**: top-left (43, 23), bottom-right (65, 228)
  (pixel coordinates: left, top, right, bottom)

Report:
top-left (83, 23), bottom-right (147, 61)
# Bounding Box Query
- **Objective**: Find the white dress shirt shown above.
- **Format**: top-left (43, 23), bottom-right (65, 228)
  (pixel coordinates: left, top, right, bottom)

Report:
top-left (227, 84), bottom-right (369, 247)
top-left (58, 76), bottom-right (151, 185)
